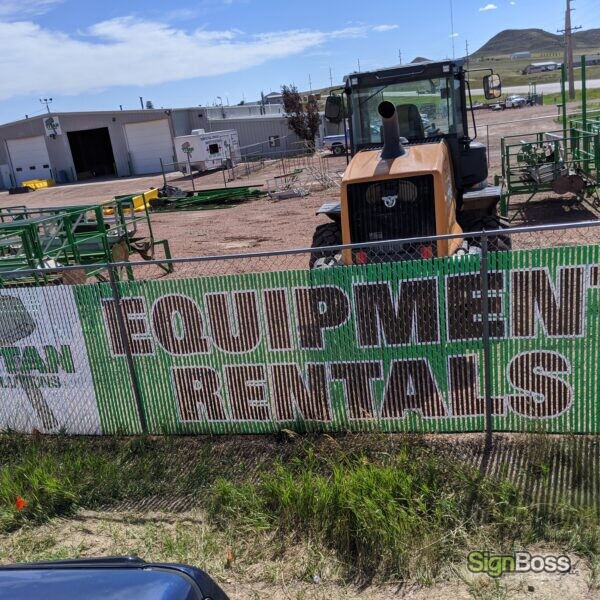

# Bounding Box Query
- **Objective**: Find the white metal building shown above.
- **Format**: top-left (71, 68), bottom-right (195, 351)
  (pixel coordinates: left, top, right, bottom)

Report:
top-left (0, 104), bottom-right (303, 188)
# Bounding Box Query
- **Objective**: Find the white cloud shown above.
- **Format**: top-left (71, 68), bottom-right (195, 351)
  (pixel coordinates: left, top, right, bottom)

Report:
top-left (450, 32), bottom-right (459, 38)
top-left (479, 3), bottom-right (498, 10)
top-left (510, 1), bottom-right (516, 4)
top-left (0, 0), bottom-right (62, 17)
top-left (0, 18), bottom-right (380, 101)
top-left (372, 24), bottom-right (399, 32)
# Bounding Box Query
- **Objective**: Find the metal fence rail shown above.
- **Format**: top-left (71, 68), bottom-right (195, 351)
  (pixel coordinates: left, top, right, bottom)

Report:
top-left (0, 221), bottom-right (599, 440)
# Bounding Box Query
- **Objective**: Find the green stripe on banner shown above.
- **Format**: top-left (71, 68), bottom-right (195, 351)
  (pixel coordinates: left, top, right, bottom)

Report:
top-left (73, 245), bottom-right (600, 435)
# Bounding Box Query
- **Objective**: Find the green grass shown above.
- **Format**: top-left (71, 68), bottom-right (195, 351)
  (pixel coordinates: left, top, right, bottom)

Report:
top-left (0, 434), bottom-right (598, 584)
top-left (543, 87), bottom-right (600, 107)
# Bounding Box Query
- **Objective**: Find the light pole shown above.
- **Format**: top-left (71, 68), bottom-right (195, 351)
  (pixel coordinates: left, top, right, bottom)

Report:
top-left (39, 98), bottom-right (53, 113)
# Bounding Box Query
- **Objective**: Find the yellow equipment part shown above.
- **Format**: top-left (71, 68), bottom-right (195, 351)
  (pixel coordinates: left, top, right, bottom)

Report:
top-left (339, 140), bottom-right (463, 262)
top-left (104, 188), bottom-right (159, 216)
top-left (21, 179), bottom-right (56, 189)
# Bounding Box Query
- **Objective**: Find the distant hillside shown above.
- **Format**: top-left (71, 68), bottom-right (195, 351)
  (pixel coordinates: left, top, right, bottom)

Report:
top-left (474, 29), bottom-right (561, 56)
top-left (411, 56), bottom-right (431, 63)
top-left (473, 27), bottom-right (600, 57)
top-left (574, 28), bottom-right (600, 49)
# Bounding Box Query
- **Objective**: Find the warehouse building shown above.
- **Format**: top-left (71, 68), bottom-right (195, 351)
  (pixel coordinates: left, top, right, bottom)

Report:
top-left (0, 104), bottom-right (301, 188)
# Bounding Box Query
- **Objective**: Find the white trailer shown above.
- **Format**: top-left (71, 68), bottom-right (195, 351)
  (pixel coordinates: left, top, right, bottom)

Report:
top-left (174, 129), bottom-right (240, 174)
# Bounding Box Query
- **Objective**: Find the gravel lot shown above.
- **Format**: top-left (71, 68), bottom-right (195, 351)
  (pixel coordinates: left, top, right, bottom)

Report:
top-left (1, 104), bottom-right (598, 267)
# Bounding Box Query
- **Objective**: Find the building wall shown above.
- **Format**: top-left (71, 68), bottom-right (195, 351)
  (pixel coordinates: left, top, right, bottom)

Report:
top-left (204, 116), bottom-right (303, 156)
top-left (0, 106), bottom-right (308, 186)
top-left (0, 118), bottom-right (52, 185)
top-left (0, 110), bottom-right (178, 185)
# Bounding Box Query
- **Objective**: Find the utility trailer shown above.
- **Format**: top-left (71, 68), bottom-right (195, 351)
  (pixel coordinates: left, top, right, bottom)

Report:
top-left (174, 129), bottom-right (240, 174)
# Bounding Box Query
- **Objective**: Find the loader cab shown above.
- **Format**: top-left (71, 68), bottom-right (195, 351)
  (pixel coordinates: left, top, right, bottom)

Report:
top-left (325, 60), bottom-right (501, 192)
top-left (346, 61), bottom-right (467, 152)
top-left (311, 61), bottom-right (507, 268)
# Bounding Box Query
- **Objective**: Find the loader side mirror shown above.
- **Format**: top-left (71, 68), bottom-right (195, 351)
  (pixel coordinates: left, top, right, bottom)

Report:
top-left (483, 74), bottom-right (502, 100)
top-left (325, 95), bottom-right (343, 123)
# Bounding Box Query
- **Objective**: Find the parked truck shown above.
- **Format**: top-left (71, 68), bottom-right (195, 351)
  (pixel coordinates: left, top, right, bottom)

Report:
top-left (322, 134), bottom-right (348, 156)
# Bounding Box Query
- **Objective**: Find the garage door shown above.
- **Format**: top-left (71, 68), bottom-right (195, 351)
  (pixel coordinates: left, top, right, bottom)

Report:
top-left (7, 136), bottom-right (52, 185)
top-left (124, 120), bottom-right (174, 175)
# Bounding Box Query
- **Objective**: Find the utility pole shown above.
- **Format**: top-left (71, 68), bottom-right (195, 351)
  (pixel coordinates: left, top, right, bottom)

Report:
top-left (308, 74), bottom-right (312, 91)
top-left (558, 0), bottom-right (582, 100)
top-left (329, 66), bottom-right (333, 88)
top-left (449, 0), bottom-right (456, 59)
top-left (398, 49), bottom-right (402, 65)
top-left (465, 40), bottom-right (470, 80)
top-left (357, 58), bottom-right (361, 73)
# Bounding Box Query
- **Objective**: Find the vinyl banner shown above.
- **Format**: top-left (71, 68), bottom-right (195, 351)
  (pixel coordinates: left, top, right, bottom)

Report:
top-left (75, 244), bottom-right (600, 435)
top-left (0, 287), bottom-right (100, 434)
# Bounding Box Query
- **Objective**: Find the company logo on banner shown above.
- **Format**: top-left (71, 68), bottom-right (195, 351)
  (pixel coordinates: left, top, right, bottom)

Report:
top-left (0, 288), bottom-right (100, 434)
top-left (44, 116), bottom-right (62, 137)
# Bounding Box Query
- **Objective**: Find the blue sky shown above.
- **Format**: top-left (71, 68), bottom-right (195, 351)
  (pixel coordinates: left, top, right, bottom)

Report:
top-left (0, 0), bottom-right (599, 123)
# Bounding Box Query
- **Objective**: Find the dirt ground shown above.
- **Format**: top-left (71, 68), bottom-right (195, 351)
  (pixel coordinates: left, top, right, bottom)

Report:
top-left (1, 104), bottom-right (599, 266)
top-left (0, 508), bottom-right (595, 600)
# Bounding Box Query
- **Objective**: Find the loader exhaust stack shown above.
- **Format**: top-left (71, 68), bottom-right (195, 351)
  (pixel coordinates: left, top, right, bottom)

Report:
top-left (378, 101), bottom-right (406, 160)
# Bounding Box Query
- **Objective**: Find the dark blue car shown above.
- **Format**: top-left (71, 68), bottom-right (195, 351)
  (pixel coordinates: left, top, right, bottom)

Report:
top-left (0, 556), bottom-right (229, 600)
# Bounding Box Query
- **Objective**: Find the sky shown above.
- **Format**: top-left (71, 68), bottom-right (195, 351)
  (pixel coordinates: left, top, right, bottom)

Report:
top-left (0, 0), bottom-right (599, 123)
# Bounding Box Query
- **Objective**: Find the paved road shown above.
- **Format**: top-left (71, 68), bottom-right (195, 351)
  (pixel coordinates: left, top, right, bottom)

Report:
top-left (472, 78), bottom-right (600, 96)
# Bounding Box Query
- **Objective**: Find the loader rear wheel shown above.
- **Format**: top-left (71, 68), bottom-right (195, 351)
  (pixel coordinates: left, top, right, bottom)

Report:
top-left (310, 222), bottom-right (342, 268)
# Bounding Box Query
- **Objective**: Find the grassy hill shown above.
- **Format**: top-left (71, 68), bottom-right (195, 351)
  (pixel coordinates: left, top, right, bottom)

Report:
top-left (474, 29), bottom-right (562, 57)
top-left (575, 28), bottom-right (600, 49)
top-left (474, 27), bottom-right (600, 58)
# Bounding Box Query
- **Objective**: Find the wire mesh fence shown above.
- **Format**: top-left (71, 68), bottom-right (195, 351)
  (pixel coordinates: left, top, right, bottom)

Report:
top-left (0, 221), bottom-right (599, 438)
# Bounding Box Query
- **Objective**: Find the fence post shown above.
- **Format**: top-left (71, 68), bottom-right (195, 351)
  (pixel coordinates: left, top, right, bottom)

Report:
top-left (160, 158), bottom-right (167, 189)
top-left (480, 233), bottom-right (494, 453)
top-left (107, 264), bottom-right (148, 434)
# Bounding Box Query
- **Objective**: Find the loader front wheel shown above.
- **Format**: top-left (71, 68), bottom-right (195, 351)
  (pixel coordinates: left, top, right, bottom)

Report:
top-left (310, 222), bottom-right (343, 268)
top-left (478, 214), bottom-right (512, 251)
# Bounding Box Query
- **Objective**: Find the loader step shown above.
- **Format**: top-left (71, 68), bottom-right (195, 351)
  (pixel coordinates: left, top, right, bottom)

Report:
top-left (462, 185), bottom-right (502, 213)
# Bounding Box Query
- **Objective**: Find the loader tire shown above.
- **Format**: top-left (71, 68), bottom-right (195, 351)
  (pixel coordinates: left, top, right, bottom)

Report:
top-left (310, 222), bottom-right (342, 268)
top-left (479, 214), bottom-right (512, 251)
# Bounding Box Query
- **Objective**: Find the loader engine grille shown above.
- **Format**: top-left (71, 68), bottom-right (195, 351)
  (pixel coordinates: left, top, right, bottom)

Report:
top-left (346, 175), bottom-right (436, 261)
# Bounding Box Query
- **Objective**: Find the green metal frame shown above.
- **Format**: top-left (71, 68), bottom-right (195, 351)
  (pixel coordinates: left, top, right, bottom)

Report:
top-left (0, 194), bottom-right (173, 286)
top-left (499, 55), bottom-right (600, 221)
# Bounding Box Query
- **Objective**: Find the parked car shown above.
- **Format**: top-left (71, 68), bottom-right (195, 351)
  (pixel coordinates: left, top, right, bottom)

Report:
top-left (322, 134), bottom-right (347, 156)
top-left (505, 95), bottom-right (527, 108)
top-left (491, 102), bottom-right (505, 111)
top-left (0, 557), bottom-right (229, 600)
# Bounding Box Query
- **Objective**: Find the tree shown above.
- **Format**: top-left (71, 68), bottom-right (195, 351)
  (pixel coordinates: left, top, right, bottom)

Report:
top-left (281, 84), bottom-right (321, 146)
top-left (145, 100), bottom-right (154, 109)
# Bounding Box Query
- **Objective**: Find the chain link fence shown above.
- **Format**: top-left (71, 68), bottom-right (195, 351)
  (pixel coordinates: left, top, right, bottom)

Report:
top-left (0, 220), bottom-right (599, 439)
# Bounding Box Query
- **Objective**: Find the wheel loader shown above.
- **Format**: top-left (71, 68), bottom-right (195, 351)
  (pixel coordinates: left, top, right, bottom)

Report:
top-left (311, 59), bottom-right (510, 267)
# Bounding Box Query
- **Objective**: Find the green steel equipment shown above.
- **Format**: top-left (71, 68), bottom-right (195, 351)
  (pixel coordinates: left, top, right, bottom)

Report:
top-left (0, 194), bottom-right (172, 285)
top-left (499, 56), bottom-right (600, 220)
